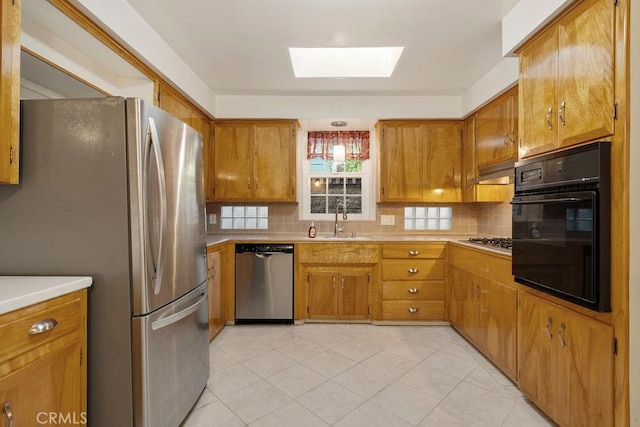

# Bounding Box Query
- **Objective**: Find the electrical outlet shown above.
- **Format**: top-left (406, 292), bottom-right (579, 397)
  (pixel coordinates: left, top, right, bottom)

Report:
top-left (381, 215), bottom-right (395, 225)
top-left (208, 214), bottom-right (217, 225)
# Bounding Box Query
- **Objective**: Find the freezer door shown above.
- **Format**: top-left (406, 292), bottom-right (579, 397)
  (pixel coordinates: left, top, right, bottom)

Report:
top-left (131, 282), bottom-right (209, 427)
top-left (127, 98), bottom-right (207, 315)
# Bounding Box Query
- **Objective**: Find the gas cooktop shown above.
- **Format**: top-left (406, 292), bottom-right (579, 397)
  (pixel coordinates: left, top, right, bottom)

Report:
top-left (464, 237), bottom-right (513, 252)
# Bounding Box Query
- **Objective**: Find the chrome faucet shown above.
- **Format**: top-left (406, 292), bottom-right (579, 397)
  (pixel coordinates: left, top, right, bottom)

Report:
top-left (334, 203), bottom-right (348, 237)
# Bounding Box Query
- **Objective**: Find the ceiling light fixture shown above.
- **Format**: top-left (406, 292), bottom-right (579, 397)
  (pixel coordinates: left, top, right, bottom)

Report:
top-left (331, 120), bottom-right (347, 162)
top-left (289, 47), bottom-right (404, 78)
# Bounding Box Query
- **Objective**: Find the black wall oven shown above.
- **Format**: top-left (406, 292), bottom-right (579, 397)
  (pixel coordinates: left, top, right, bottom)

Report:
top-left (511, 142), bottom-right (611, 312)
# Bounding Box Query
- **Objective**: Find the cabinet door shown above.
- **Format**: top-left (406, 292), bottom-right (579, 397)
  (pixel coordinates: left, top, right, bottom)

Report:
top-left (477, 278), bottom-right (517, 381)
top-left (213, 123), bottom-right (253, 201)
top-left (0, 341), bottom-right (86, 426)
top-left (423, 122), bottom-right (462, 202)
top-left (556, 307), bottom-right (614, 427)
top-left (476, 90), bottom-right (516, 167)
top-left (207, 249), bottom-right (226, 341)
top-left (449, 268), bottom-right (477, 340)
top-left (339, 271), bottom-right (369, 320)
top-left (253, 123), bottom-right (296, 202)
top-left (518, 292), bottom-right (559, 421)
top-left (557, 0), bottom-right (614, 147)
top-left (307, 272), bottom-right (338, 320)
top-left (378, 122), bottom-right (423, 202)
top-left (0, 0), bottom-right (20, 185)
top-left (519, 27), bottom-right (559, 159)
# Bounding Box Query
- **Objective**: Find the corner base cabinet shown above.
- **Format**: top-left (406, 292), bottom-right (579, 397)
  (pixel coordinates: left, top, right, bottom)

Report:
top-left (0, 290), bottom-right (87, 426)
top-left (518, 291), bottom-right (614, 426)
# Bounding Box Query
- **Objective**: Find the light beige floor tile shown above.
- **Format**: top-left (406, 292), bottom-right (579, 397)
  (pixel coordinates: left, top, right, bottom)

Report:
top-left (193, 388), bottom-right (217, 410)
top-left (464, 365), bottom-right (511, 395)
top-left (242, 349), bottom-right (298, 378)
top-left (296, 380), bottom-right (365, 424)
top-left (277, 337), bottom-right (326, 361)
top-left (219, 380), bottom-right (290, 424)
top-left (398, 364), bottom-right (462, 400)
top-left (333, 401), bottom-right (412, 427)
top-left (180, 400), bottom-right (245, 427)
top-left (302, 350), bottom-right (357, 378)
top-left (385, 339), bottom-right (438, 363)
top-left (331, 338), bottom-right (383, 362)
top-left (369, 381), bottom-right (441, 425)
top-left (207, 363), bottom-right (262, 397)
top-left (443, 381), bottom-right (515, 425)
top-left (256, 329), bottom-right (300, 349)
top-left (420, 350), bottom-right (479, 380)
top-left (219, 338), bottom-right (273, 362)
top-left (361, 350), bottom-right (417, 379)
top-left (249, 400), bottom-right (329, 427)
top-left (266, 363), bottom-right (327, 398)
top-left (503, 401), bottom-right (555, 426)
top-left (407, 327), bottom-right (454, 350)
top-left (418, 401), bottom-right (495, 427)
top-left (209, 349), bottom-right (240, 373)
top-left (332, 364), bottom-right (394, 399)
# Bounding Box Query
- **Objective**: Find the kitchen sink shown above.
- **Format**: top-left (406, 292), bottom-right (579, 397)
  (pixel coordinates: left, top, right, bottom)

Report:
top-left (322, 235), bottom-right (374, 240)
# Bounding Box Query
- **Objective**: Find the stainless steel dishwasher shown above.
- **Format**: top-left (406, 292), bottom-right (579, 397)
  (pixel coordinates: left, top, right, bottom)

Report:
top-left (235, 244), bottom-right (294, 324)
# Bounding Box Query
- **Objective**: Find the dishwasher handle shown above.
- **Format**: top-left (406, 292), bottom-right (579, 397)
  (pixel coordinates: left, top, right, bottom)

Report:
top-left (254, 252), bottom-right (276, 259)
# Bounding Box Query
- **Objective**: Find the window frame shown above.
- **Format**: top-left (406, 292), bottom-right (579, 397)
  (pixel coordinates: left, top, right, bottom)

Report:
top-left (298, 127), bottom-right (376, 221)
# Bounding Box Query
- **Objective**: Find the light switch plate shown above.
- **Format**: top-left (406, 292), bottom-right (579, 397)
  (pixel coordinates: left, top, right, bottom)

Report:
top-left (208, 214), bottom-right (217, 225)
top-left (381, 215), bottom-right (395, 225)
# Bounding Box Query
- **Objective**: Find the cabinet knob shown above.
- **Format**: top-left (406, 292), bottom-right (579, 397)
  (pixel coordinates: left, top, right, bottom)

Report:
top-left (408, 307), bottom-right (419, 313)
top-left (408, 250), bottom-right (420, 256)
top-left (408, 288), bottom-right (419, 294)
top-left (408, 268), bottom-right (418, 274)
top-left (28, 318), bottom-right (58, 335)
top-left (3, 402), bottom-right (13, 427)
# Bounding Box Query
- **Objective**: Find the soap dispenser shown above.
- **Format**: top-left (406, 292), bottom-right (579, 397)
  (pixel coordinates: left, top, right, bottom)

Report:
top-left (308, 222), bottom-right (317, 238)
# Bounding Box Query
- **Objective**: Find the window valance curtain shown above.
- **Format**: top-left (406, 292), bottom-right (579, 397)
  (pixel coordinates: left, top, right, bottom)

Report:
top-left (307, 131), bottom-right (370, 160)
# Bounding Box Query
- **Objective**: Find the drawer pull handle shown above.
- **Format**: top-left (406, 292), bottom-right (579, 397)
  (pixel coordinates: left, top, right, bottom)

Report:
top-left (3, 402), bottom-right (13, 427)
top-left (408, 268), bottom-right (418, 274)
top-left (408, 307), bottom-right (419, 313)
top-left (408, 250), bottom-right (420, 256)
top-left (28, 318), bottom-right (58, 335)
top-left (408, 288), bottom-right (419, 294)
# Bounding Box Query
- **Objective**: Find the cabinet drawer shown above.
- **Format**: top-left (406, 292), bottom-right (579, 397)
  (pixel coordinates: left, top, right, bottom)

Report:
top-left (382, 244), bottom-right (445, 259)
top-left (382, 300), bottom-right (445, 320)
top-left (382, 281), bottom-right (444, 300)
top-left (0, 291), bottom-right (83, 365)
top-left (382, 260), bottom-right (445, 281)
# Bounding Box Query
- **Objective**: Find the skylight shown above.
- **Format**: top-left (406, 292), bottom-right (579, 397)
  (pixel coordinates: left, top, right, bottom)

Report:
top-left (289, 47), bottom-right (404, 78)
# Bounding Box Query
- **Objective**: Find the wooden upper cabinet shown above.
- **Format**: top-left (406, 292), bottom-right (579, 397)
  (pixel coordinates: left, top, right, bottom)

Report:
top-left (476, 86), bottom-right (518, 168)
top-left (213, 120), bottom-right (297, 203)
top-left (377, 120), bottom-right (462, 203)
top-left (519, 0), bottom-right (615, 159)
top-left (462, 116), bottom-right (505, 203)
top-left (0, 0), bottom-right (21, 185)
top-left (377, 121), bottom-right (423, 202)
top-left (158, 82), bottom-right (213, 199)
top-left (423, 121), bottom-right (462, 202)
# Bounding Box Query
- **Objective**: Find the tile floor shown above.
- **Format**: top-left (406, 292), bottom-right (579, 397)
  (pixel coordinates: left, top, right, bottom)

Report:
top-left (181, 323), bottom-right (555, 426)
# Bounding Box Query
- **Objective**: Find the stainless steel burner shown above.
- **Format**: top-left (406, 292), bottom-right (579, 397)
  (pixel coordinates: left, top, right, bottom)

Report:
top-left (466, 237), bottom-right (512, 251)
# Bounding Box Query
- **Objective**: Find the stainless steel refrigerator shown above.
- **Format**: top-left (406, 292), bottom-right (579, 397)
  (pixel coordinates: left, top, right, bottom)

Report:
top-left (0, 98), bottom-right (209, 427)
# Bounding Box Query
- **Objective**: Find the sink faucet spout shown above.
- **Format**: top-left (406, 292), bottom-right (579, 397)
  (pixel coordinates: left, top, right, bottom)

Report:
top-left (334, 203), bottom-right (347, 237)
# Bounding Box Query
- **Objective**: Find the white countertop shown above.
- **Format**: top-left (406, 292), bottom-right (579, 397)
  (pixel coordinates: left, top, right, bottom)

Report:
top-left (0, 276), bottom-right (93, 315)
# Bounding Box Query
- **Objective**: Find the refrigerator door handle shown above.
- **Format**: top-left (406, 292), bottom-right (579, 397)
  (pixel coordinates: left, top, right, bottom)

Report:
top-left (151, 290), bottom-right (206, 331)
top-left (144, 117), bottom-right (168, 295)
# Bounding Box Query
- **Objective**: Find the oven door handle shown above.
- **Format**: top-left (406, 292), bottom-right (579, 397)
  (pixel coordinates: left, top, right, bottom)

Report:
top-left (510, 197), bottom-right (584, 205)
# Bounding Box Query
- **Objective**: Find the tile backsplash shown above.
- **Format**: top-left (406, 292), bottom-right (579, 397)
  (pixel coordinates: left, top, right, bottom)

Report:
top-left (206, 184), bottom-right (514, 238)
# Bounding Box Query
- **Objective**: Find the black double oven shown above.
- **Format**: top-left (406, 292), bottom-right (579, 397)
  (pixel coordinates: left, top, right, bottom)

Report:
top-left (511, 142), bottom-right (611, 312)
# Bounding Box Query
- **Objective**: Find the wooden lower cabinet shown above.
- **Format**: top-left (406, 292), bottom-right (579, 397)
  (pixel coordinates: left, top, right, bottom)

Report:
top-left (207, 244), bottom-right (228, 340)
top-left (0, 290), bottom-right (87, 426)
top-left (518, 291), bottom-right (614, 426)
top-left (381, 243), bottom-right (446, 321)
top-left (306, 268), bottom-right (370, 321)
top-left (449, 245), bottom-right (517, 381)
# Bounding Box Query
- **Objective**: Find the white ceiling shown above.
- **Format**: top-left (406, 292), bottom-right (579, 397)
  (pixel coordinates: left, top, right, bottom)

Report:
top-left (124, 0), bottom-right (519, 97)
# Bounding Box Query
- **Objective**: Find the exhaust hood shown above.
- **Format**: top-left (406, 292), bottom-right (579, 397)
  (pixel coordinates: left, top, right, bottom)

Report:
top-left (472, 158), bottom-right (515, 185)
